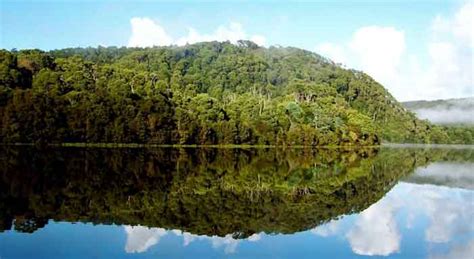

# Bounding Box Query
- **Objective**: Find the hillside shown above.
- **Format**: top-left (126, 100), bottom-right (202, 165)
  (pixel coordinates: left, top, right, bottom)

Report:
top-left (403, 97), bottom-right (474, 125)
top-left (0, 41), bottom-right (469, 145)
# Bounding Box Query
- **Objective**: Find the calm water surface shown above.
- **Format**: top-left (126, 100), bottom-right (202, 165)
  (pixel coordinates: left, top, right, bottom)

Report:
top-left (0, 146), bottom-right (473, 258)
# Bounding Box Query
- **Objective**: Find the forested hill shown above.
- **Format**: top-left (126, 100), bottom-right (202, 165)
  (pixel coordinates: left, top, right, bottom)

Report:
top-left (0, 41), bottom-right (470, 145)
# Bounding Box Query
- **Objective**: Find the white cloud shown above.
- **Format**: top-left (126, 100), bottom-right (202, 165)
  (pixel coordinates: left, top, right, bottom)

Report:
top-left (316, 26), bottom-right (406, 93)
top-left (346, 197), bottom-right (401, 256)
top-left (432, 3), bottom-right (474, 48)
top-left (124, 226), bottom-right (167, 253)
top-left (360, 181), bottom-right (474, 248)
top-left (128, 18), bottom-right (266, 48)
top-left (191, 233), bottom-right (260, 254)
top-left (311, 219), bottom-right (342, 237)
top-left (182, 232), bottom-right (197, 246)
top-left (250, 35), bottom-right (267, 47)
top-left (315, 42), bottom-right (346, 64)
top-left (247, 233), bottom-right (261, 242)
top-left (126, 227), bottom-right (262, 255)
top-left (414, 186), bottom-right (474, 244)
top-left (357, 182), bottom-right (473, 254)
top-left (395, 182), bottom-right (474, 256)
top-left (417, 3), bottom-right (473, 100)
top-left (349, 26), bottom-right (406, 86)
top-left (315, 3), bottom-right (473, 101)
top-left (409, 162), bottom-right (474, 189)
top-left (128, 17), bottom-right (173, 47)
top-left (308, 164), bottom-right (474, 257)
top-left (176, 22), bottom-right (247, 45)
top-left (173, 231), bottom-right (244, 254)
top-left (210, 234), bottom-right (240, 254)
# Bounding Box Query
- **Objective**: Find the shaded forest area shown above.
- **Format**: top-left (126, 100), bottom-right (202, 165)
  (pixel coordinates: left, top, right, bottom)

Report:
top-left (1, 41), bottom-right (472, 145)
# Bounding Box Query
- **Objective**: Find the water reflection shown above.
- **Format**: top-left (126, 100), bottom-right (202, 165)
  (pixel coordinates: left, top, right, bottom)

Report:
top-left (431, 240), bottom-right (474, 259)
top-left (406, 162), bottom-right (474, 189)
top-left (347, 196), bottom-right (401, 256)
top-left (0, 147), bottom-right (392, 235)
top-left (311, 159), bottom-right (474, 258)
top-left (124, 226), bottom-right (262, 254)
top-left (0, 146), bottom-right (472, 258)
top-left (124, 226), bottom-right (167, 253)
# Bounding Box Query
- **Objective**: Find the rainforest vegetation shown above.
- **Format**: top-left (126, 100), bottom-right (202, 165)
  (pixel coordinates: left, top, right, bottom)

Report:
top-left (2, 146), bottom-right (471, 235)
top-left (0, 41), bottom-right (472, 145)
top-left (0, 147), bottom-right (474, 237)
top-left (402, 98), bottom-right (474, 143)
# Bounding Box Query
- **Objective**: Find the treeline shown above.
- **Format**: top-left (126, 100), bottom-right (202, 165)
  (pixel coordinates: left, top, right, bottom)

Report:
top-left (0, 41), bottom-right (470, 145)
top-left (443, 126), bottom-right (474, 144)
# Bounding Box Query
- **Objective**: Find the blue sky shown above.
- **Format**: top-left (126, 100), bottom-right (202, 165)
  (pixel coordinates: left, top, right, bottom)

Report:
top-left (0, 1), bottom-right (457, 50)
top-left (1, 0), bottom-right (472, 101)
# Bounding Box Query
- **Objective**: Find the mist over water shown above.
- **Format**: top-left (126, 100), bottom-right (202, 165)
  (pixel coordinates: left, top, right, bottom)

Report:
top-left (413, 108), bottom-right (474, 124)
top-left (403, 97), bottom-right (474, 125)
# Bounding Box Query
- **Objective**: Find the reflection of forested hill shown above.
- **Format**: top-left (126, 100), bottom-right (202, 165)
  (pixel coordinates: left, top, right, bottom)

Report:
top-left (0, 147), bottom-right (471, 236)
top-left (403, 162), bottom-right (474, 190)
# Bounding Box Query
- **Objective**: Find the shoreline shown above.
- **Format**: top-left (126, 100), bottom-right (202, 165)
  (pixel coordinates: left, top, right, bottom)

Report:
top-left (1, 142), bottom-right (473, 149)
top-left (1, 142), bottom-right (379, 149)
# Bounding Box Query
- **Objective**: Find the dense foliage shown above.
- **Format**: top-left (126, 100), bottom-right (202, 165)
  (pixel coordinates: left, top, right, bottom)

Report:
top-left (3, 146), bottom-right (470, 235)
top-left (402, 98), bottom-right (474, 144)
top-left (0, 42), bottom-right (470, 145)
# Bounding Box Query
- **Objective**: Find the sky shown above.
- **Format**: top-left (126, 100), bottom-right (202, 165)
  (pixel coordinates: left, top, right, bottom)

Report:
top-left (0, 0), bottom-right (472, 101)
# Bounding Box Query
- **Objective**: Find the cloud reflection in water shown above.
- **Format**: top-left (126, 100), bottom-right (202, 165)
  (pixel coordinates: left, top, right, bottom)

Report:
top-left (124, 226), bottom-right (261, 254)
top-left (312, 176), bottom-right (474, 257)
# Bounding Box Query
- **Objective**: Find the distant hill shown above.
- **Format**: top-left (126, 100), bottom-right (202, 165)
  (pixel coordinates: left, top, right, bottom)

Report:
top-left (0, 41), bottom-right (471, 145)
top-left (403, 97), bottom-right (474, 125)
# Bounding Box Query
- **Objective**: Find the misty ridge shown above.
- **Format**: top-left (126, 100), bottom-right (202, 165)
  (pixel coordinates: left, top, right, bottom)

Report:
top-left (404, 162), bottom-right (474, 190)
top-left (403, 97), bottom-right (474, 125)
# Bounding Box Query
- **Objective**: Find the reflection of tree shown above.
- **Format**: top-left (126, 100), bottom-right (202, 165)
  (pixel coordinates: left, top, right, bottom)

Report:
top-left (13, 217), bottom-right (48, 233)
top-left (0, 147), bottom-right (471, 235)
